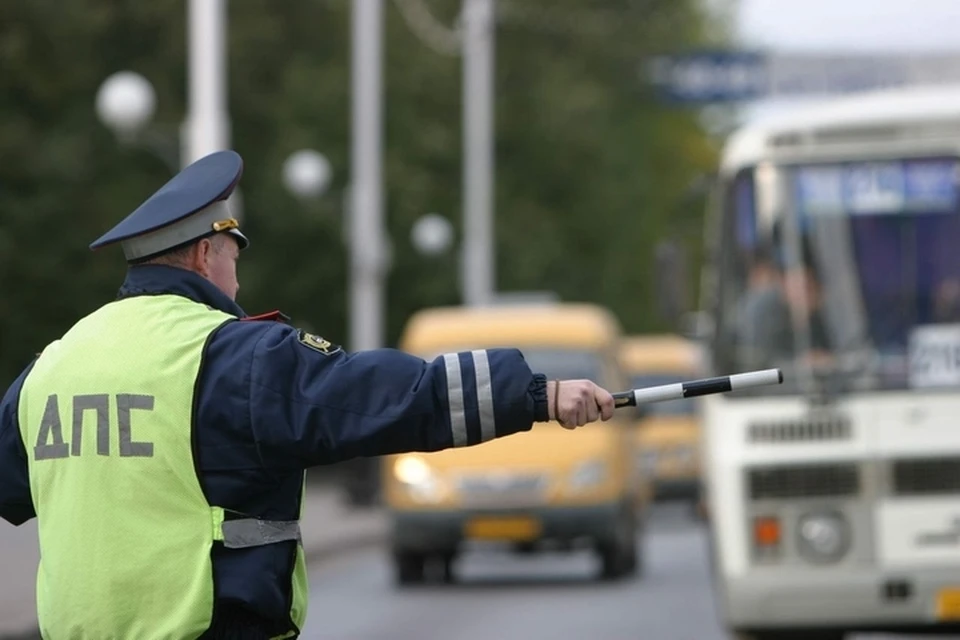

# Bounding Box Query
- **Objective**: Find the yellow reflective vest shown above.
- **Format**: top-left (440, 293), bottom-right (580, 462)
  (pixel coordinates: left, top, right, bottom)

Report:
top-left (18, 295), bottom-right (307, 639)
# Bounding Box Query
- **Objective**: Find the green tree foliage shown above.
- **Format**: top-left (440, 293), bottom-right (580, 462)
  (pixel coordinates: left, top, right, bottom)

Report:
top-left (0, 0), bottom-right (729, 387)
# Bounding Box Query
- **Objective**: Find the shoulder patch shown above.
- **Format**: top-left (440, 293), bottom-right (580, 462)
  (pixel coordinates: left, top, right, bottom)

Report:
top-left (297, 331), bottom-right (342, 356)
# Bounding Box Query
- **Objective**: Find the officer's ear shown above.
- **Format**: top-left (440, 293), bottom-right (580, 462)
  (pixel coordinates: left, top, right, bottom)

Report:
top-left (193, 238), bottom-right (216, 275)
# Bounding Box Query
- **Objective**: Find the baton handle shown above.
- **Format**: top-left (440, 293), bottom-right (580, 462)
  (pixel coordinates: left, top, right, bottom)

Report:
top-left (613, 368), bottom-right (783, 408)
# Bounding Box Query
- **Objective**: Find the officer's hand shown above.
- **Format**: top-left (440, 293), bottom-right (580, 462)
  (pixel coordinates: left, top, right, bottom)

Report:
top-left (547, 380), bottom-right (616, 429)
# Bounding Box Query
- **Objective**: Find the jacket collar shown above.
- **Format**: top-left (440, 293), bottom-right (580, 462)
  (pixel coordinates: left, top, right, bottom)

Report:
top-left (117, 264), bottom-right (247, 318)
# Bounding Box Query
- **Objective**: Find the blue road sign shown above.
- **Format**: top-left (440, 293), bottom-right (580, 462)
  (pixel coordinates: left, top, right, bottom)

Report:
top-left (645, 51), bottom-right (769, 103)
top-left (645, 50), bottom-right (960, 104)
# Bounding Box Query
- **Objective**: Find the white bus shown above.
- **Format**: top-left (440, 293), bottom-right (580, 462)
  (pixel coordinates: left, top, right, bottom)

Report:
top-left (697, 86), bottom-right (960, 640)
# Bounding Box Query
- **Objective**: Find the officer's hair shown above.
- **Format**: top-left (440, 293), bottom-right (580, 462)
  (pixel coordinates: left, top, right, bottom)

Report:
top-left (145, 233), bottom-right (231, 268)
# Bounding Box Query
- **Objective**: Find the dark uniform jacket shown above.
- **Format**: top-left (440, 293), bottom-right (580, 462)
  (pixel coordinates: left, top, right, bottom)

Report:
top-left (0, 265), bottom-right (549, 637)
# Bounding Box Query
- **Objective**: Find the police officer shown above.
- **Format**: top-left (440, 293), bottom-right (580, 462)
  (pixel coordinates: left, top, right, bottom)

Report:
top-left (0, 150), bottom-right (616, 639)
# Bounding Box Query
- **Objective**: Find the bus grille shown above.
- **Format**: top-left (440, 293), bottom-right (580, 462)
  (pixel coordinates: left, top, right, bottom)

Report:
top-left (748, 415), bottom-right (852, 444)
top-left (748, 463), bottom-right (859, 500)
top-left (892, 458), bottom-right (960, 496)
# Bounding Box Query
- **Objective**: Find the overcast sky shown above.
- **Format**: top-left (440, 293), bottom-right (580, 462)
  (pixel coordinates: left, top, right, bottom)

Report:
top-left (733, 0), bottom-right (960, 120)
top-left (737, 0), bottom-right (960, 52)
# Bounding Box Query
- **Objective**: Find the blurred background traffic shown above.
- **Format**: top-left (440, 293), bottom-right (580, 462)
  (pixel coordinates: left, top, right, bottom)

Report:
top-left (5, 0), bottom-right (960, 638)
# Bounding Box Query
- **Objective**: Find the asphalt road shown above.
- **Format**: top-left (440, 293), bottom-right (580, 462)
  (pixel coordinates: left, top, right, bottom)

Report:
top-left (299, 504), bottom-right (955, 640)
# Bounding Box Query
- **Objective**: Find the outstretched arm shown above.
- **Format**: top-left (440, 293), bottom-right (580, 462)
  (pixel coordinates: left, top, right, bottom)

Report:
top-left (245, 325), bottom-right (550, 469)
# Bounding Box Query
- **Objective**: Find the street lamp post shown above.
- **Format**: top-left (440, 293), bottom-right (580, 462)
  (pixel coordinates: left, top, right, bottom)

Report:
top-left (461, 0), bottom-right (496, 307)
top-left (350, 0), bottom-right (387, 352)
top-left (183, 0), bottom-right (229, 166)
top-left (391, 0), bottom-right (499, 306)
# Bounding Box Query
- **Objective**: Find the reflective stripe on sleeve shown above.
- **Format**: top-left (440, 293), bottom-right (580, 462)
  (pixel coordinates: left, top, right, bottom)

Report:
top-left (221, 519), bottom-right (302, 549)
top-left (443, 353), bottom-right (469, 447)
top-left (471, 350), bottom-right (496, 442)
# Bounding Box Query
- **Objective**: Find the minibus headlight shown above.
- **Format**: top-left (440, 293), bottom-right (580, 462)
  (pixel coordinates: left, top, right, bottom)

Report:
top-left (393, 455), bottom-right (444, 502)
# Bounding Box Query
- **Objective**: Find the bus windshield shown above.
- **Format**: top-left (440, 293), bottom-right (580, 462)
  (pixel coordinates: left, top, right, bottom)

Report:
top-left (715, 156), bottom-right (960, 395)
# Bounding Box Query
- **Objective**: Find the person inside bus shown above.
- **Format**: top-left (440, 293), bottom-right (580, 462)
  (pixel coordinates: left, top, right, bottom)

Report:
top-left (933, 278), bottom-right (960, 323)
top-left (781, 259), bottom-right (833, 369)
top-left (734, 243), bottom-right (787, 370)
top-left (736, 245), bottom-right (833, 371)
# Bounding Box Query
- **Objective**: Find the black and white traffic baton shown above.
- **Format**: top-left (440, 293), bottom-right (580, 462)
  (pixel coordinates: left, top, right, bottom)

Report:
top-left (612, 368), bottom-right (784, 409)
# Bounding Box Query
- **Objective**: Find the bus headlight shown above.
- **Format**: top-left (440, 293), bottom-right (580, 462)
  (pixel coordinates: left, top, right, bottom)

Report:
top-left (568, 459), bottom-right (608, 490)
top-left (797, 511), bottom-right (850, 563)
top-left (393, 455), bottom-right (444, 502)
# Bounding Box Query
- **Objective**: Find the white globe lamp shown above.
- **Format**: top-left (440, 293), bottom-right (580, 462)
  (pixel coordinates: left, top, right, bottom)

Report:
top-left (95, 71), bottom-right (157, 136)
top-left (411, 213), bottom-right (454, 256)
top-left (282, 149), bottom-right (333, 199)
